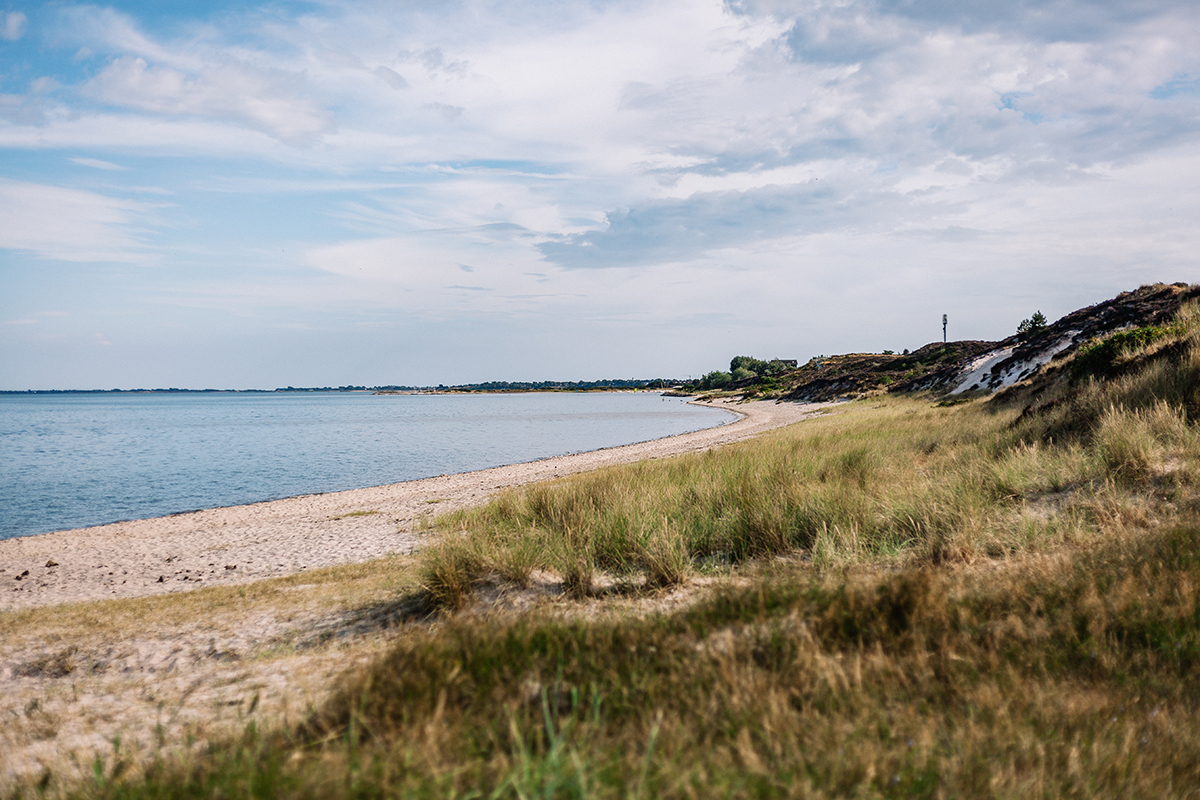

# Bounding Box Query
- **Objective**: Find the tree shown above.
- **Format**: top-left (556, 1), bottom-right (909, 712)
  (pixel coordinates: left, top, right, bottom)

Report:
top-left (730, 355), bottom-right (768, 375)
top-left (1017, 311), bottom-right (1048, 338)
top-left (699, 371), bottom-right (732, 390)
top-left (729, 356), bottom-right (792, 377)
top-left (731, 367), bottom-right (756, 382)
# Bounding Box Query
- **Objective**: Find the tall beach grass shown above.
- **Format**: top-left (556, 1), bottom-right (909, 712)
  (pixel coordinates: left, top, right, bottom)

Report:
top-left (420, 304), bottom-right (1200, 608)
top-left (69, 516), bottom-right (1200, 799)
top-left (18, 302), bottom-right (1200, 799)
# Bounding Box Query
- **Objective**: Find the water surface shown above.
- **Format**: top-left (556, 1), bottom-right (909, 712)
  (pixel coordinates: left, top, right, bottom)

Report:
top-left (0, 392), bottom-right (730, 540)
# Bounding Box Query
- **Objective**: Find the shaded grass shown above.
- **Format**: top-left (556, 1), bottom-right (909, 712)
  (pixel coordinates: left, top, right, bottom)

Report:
top-left (1007, 302), bottom-right (1200, 446)
top-left (68, 518), bottom-right (1200, 799)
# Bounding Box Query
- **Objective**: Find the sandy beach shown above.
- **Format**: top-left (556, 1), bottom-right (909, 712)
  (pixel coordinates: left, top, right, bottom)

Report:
top-left (1, 399), bottom-right (834, 611)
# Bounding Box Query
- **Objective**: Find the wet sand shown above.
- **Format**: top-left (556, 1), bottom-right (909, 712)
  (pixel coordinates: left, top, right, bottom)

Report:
top-left (0, 399), bottom-right (834, 611)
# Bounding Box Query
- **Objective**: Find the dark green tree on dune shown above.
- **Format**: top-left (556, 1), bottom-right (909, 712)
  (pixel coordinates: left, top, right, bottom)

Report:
top-left (729, 356), bottom-right (792, 379)
top-left (1017, 311), bottom-right (1048, 339)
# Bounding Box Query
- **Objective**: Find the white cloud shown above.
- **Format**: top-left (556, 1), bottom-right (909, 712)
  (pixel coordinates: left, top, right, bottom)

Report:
top-left (83, 56), bottom-right (334, 145)
top-left (5, 0), bottom-right (1200, 387)
top-left (0, 179), bottom-right (159, 263)
top-left (0, 112), bottom-right (291, 153)
top-left (29, 76), bottom-right (59, 94)
top-left (55, 6), bottom-right (183, 67)
top-left (373, 66), bottom-right (409, 90)
top-left (69, 156), bottom-right (129, 170)
top-left (2, 11), bottom-right (26, 42)
top-left (22, 0), bottom-right (1193, 184)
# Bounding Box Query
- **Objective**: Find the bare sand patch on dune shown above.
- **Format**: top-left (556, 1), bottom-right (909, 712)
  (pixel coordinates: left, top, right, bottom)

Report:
top-left (1, 399), bottom-right (833, 612)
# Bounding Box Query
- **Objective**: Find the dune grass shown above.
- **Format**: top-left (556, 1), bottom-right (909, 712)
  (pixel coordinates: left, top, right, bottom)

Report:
top-left (417, 307), bottom-right (1200, 610)
top-left (68, 517), bottom-right (1200, 799)
top-left (16, 307), bottom-right (1200, 799)
top-left (419, 398), bottom-right (1093, 607)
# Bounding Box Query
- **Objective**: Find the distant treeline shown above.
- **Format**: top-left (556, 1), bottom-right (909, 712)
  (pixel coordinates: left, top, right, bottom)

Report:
top-left (432, 378), bottom-right (676, 392)
top-left (1, 379), bottom-right (679, 395)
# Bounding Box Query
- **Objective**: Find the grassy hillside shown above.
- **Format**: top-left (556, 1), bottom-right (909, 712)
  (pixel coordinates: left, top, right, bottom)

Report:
top-left (416, 296), bottom-right (1200, 606)
top-left (687, 282), bottom-right (1200, 402)
top-left (12, 294), bottom-right (1200, 799)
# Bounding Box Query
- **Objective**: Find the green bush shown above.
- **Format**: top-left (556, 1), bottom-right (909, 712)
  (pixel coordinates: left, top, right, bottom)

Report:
top-left (699, 371), bottom-right (732, 390)
top-left (1071, 325), bottom-right (1178, 379)
top-left (729, 356), bottom-right (792, 378)
top-left (731, 367), bottom-right (756, 382)
top-left (729, 355), bottom-right (769, 375)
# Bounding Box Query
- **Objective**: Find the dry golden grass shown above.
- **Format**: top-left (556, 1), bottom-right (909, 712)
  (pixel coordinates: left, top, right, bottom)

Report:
top-left (419, 396), bottom-right (1096, 607)
top-left (70, 516), bottom-right (1200, 799)
top-left (415, 306), bottom-right (1200, 612)
top-left (11, 310), bottom-right (1200, 799)
top-left (1, 555), bottom-right (417, 644)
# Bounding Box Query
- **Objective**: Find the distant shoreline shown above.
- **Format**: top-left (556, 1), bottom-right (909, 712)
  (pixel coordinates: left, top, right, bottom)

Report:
top-left (0, 399), bottom-right (833, 611)
top-left (0, 382), bottom-right (683, 395)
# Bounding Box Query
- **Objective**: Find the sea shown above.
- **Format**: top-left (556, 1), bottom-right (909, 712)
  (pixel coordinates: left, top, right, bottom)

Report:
top-left (0, 391), bottom-right (733, 541)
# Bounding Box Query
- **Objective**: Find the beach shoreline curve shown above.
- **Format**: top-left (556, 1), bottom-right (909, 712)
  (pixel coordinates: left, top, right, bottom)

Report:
top-left (0, 399), bottom-right (834, 611)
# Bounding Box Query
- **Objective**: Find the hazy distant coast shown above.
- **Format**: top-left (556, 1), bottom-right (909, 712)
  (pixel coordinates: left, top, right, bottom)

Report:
top-left (0, 378), bottom-right (682, 395)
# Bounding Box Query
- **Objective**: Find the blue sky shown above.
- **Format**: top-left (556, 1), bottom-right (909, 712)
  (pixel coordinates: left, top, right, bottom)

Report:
top-left (1, 0), bottom-right (1198, 389)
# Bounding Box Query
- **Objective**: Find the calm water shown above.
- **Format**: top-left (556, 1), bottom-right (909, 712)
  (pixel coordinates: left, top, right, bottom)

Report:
top-left (0, 392), bottom-right (731, 540)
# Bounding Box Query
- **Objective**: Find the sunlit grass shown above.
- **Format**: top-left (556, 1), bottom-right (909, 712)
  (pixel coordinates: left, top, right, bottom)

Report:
top-left (0, 555), bottom-right (419, 653)
top-left (418, 396), bottom-right (1104, 606)
top-left (13, 302), bottom-right (1200, 799)
top-left (416, 304), bottom-right (1200, 607)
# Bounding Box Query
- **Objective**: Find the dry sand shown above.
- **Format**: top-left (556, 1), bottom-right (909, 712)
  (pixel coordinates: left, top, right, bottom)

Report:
top-left (1, 399), bottom-right (833, 612)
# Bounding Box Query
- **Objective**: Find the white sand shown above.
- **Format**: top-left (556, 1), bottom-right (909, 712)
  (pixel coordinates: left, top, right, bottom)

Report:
top-left (0, 399), bottom-right (833, 611)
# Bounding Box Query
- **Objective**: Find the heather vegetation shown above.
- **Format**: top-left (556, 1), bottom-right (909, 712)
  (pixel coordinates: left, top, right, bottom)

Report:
top-left (15, 298), bottom-right (1200, 799)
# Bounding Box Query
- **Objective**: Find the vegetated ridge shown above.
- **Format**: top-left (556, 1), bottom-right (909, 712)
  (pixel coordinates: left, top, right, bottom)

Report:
top-left (688, 282), bottom-right (1200, 402)
top-left (13, 281), bottom-right (1200, 800)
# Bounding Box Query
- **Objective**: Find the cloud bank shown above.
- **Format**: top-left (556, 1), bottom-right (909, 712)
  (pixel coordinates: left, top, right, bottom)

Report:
top-left (0, 0), bottom-right (1198, 387)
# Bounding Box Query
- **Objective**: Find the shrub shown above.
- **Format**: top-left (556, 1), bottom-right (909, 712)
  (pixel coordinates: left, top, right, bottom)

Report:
top-left (731, 367), bottom-right (756, 382)
top-left (729, 356), bottom-right (792, 378)
top-left (1071, 324), bottom-right (1178, 379)
top-left (699, 371), bottom-right (732, 390)
top-left (729, 355), bottom-right (769, 375)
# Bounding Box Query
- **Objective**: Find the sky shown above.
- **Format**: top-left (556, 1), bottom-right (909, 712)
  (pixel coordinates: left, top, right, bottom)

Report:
top-left (1, 0), bottom-right (1198, 389)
